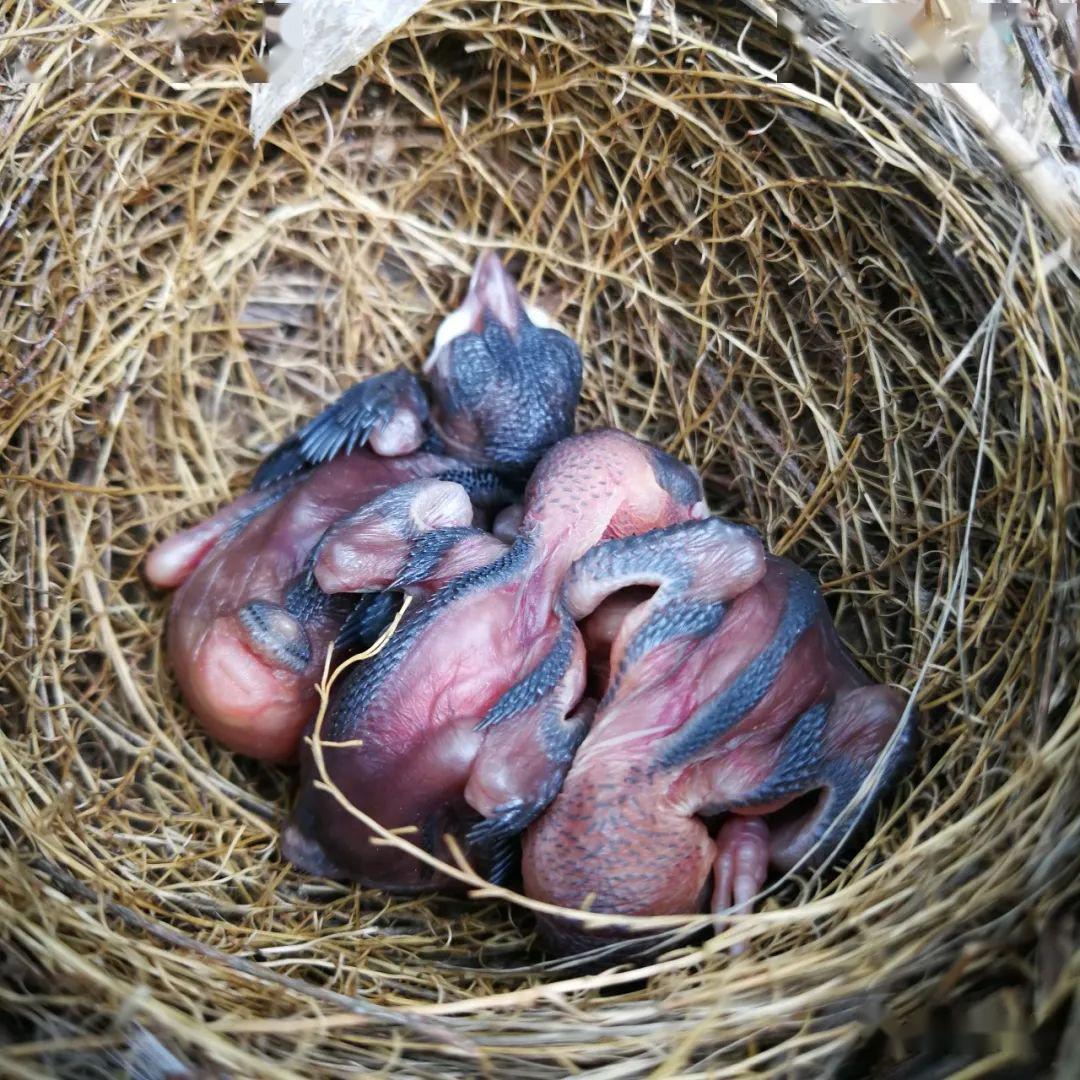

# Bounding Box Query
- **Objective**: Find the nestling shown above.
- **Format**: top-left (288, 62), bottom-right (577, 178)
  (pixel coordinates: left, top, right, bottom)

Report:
top-left (522, 524), bottom-right (916, 954)
top-left (281, 428), bottom-right (710, 890)
top-left (145, 254), bottom-right (582, 762)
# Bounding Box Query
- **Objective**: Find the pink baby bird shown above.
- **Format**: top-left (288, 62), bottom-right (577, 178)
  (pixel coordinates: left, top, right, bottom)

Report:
top-left (522, 523), bottom-right (916, 954)
top-left (145, 253), bottom-right (582, 762)
top-left (281, 429), bottom-right (710, 891)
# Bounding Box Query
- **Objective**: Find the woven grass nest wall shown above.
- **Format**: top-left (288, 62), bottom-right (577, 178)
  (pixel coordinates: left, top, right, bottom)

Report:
top-left (2, 1), bottom-right (1079, 1075)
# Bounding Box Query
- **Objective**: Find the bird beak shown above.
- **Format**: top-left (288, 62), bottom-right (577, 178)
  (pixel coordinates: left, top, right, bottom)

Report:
top-left (424, 252), bottom-right (558, 372)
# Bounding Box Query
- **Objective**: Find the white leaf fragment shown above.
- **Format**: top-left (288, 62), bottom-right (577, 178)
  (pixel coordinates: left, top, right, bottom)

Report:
top-left (250, 0), bottom-right (432, 143)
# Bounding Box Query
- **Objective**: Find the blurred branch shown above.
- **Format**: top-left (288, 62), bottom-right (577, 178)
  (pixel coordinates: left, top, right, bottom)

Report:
top-left (944, 79), bottom-right (1080, 248)
top-left (1013, 9), bottom-right (1080, 156)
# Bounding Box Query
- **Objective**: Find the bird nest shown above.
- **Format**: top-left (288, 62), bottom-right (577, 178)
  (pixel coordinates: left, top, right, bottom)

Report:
top-left (2, 2), bottom-right (1078, 1076)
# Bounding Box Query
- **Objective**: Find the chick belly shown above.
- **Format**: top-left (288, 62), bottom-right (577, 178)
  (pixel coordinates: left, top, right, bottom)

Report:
top-left (168, 533), bottom-right (348, 762)
top-left (585, 582), bottom-right (785, 764)
top-left (572, 684), bottom-right (697, 778)
top-left (373, 599), bottom-right (520, 749)
top-left (162, 453), bottom-right (462, 760)
top-left (313, 712), bottom-right (484, 892)
top-left (304, 607), bottom-right (516, 888)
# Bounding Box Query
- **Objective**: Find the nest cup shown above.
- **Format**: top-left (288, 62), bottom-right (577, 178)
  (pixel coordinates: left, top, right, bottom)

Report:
top-left (3, 2), bottom-right (1078, 1075)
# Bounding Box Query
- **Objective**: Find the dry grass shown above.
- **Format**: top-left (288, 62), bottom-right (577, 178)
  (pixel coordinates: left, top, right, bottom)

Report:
top-left (2, 0), bottom-right (1078, 1075)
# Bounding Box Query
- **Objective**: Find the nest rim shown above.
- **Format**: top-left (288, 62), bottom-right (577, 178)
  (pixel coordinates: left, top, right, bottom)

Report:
top-left (1, 1), bottom-right (1078, 1076)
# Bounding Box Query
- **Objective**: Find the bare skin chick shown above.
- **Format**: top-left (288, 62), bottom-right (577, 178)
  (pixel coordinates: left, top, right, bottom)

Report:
top-left (144, 452), bottom-right (492, 763)
top-left (145, 254), bottom-right (582, 763)
top-left (281, 429), bottom-right (710, 892)
top-left (522, 523), bottom-right (916, 953)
